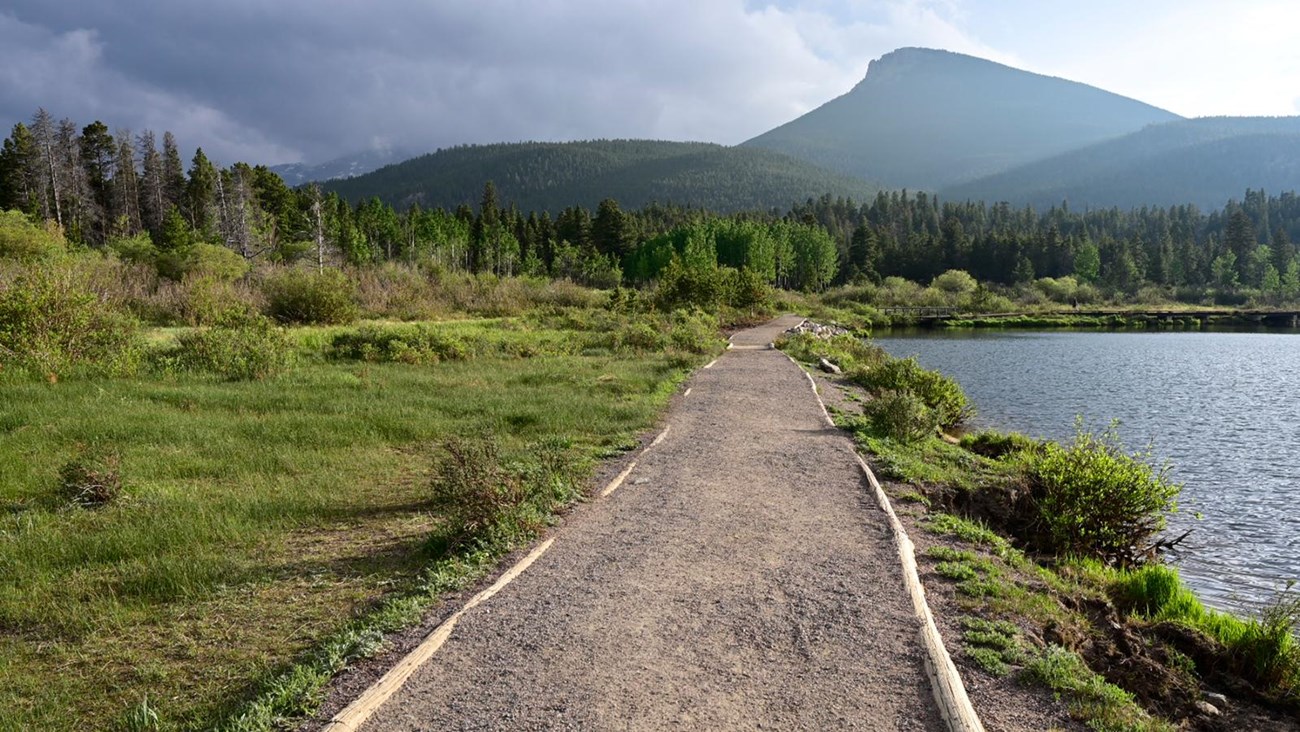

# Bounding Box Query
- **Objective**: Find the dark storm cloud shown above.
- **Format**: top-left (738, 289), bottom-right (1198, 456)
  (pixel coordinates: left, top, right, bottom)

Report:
top-left (0, 1), bottom-right (987, 164)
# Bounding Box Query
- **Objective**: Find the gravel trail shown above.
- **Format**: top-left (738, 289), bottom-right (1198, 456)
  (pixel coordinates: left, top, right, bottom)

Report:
top-left (358, 315), bottom-right (942, 731)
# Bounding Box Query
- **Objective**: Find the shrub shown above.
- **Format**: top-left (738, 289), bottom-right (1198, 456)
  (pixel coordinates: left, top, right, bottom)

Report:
top-left (721, 266), bottom-right (772, 311)
top-left (108, 233), bottom-right (159, 267)
top-left (429, 436), bottom-right (531, 551)
top-left (264, 267), bottom-right (358, 324)
top-left (58, 446), bottom-right (123, 508)
top-left (330, 324), bottom-right (474, 364)
top-left (1026, 422), bottom-right (1180, 564)
top-left (852, 357), bottom-right (973, 430)
top-left (667, 309), bottom-right (721, 354)
top-left (0, 210), bottom-right (65, 262)
top-left (614, 320), bottom-right (666, 352)
top-left (0, 260), bottom-right (141, 378)
top-left (654, 260), bottom-right (725, 311)
top-left (932, 269), bottom-right (978, 296)
top-left (156, 243), bottom-right (249, 282)
top-left (170, 312), bottom-right (293, 380)
top-left (863, 389), bottom-right (938, 442)
top-left (168, 275), bottom-right (260, 326)
top-left (353, 264), bottom-right (446, 320)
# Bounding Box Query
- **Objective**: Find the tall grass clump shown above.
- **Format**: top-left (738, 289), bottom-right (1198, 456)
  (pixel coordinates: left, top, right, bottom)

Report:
top-left (330, 323), bottom-right (473, 364)
top-left (1026, 421), bottom-right (1179, 564)
top-left (58, 445), bottom-right (124, 508)
top-left (263, 267), bottom-right (358, 324)
top-left (0, 259), bottom-right (141, 378)
top-left (167, 312), bottom-right (294, 380)
top-left (1111, 565), bottom-right (1300, 701)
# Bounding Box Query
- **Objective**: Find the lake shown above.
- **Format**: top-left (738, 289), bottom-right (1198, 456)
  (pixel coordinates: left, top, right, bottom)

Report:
top-left (875, 330), bottom-right (1300, 613)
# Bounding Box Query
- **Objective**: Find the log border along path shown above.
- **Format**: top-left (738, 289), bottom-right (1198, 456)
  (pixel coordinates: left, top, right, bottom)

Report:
top-left (323, 315), bottom-right (983, 731)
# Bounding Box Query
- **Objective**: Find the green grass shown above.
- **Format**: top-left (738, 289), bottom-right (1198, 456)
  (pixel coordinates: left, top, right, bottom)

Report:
top-left (1024, 646), bottom-right (1176, 732)
top-left (1109, 564), bottom-right (1300, 700)
top-left (0, 315), bottom-right (715, 731)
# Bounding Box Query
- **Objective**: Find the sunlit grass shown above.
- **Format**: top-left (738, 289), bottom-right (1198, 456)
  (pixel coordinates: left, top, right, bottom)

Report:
top-left (0, 318), bottom-right (704, 730)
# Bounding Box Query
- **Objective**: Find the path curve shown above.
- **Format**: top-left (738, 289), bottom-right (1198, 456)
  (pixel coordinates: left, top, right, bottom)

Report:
top-left (344, 315), bottom-right (944, 730)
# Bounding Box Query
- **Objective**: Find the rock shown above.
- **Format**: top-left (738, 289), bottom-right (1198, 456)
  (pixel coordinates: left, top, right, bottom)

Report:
top-left (1194, 701), bottom-right (1221, 717)
top-left (818, 357), bottom-right (842, 374)
top-left (784, 320), bottom-right (851, 339)
top-left (1203, 692), bottom-right (1229, 708)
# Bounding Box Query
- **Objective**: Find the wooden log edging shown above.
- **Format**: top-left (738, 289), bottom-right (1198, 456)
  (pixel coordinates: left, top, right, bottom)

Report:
top-left (785, 344), bottom-right (985, 732)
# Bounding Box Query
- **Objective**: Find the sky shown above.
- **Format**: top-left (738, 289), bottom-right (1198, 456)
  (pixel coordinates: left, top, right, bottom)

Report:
top-left (1, 0), bottom-right (1298, 166)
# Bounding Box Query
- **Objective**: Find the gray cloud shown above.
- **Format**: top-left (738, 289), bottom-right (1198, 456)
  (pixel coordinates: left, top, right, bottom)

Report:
top-left (0, 1), bottom-right (992, 164)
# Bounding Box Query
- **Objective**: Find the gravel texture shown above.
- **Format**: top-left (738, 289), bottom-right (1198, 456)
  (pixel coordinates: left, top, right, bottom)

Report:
top-left (358, 316), bottom-right (942, 731)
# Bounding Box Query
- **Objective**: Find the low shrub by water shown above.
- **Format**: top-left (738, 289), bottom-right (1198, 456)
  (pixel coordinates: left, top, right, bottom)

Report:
top-left (1027, 422), bottom-right (1180, 565)
top-left (851, 356), bottom-right (973, 430)
top-left (863, 389), bottom-right (938, 443)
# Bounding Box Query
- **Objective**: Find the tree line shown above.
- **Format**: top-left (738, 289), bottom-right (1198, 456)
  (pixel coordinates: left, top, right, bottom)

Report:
top-left (3, 108), bottom-right (1300, 300)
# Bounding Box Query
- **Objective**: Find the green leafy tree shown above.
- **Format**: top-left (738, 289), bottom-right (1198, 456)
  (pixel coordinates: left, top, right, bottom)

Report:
top-left (1072, 241), bottom-right (1101, 283)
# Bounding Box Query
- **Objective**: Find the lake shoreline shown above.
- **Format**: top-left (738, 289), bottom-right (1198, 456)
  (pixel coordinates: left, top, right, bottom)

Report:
top-left (781, 324), bottom-right (1300, 729)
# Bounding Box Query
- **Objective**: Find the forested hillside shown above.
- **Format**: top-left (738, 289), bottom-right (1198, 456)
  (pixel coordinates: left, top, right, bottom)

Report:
top-left (4, 108), bottom-right (1300, 305)
top-left (320, 140), bottom-right (881, 213)
top-left (943, 117), bottom-right (1300, 210)
top-left (743, 47), bottom-right (1180, 190)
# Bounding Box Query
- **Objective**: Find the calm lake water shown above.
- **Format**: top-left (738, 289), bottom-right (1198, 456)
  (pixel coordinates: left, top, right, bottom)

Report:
top-left (875, 330), bottom-right (1300, 613)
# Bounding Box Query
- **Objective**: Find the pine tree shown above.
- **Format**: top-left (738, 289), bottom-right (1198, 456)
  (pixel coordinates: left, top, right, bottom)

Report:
top-left (184, 147), bottom-right (216, 235)
top-left (161, 132), bottom-right (186, 211)
top-left (137, 130), bottom-right (167, 234)
top-left (0, 123), bottom-right (36, 213)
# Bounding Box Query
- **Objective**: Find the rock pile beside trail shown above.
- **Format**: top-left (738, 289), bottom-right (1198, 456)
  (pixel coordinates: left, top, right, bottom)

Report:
top-left (785, 320), bottom-right (851, 338)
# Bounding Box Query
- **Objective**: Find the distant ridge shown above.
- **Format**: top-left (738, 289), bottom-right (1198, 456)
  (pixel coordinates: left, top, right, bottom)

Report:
top-left (743, 47), bottom-right (1181, 190)
top-left (321, 139), bottom-right (882, 213)
top-left (943, 117), bottom-right (1300, 210)
top-left (270, 148), bottom-right (413, 185)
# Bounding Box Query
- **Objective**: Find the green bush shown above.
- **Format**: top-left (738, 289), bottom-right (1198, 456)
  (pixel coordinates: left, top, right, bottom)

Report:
top-left (330, 324), bottom-right (474, 364)
top-left (863, 389), bottom-right (938, 442)
top-left (0, 210), bottom-right (66, 262)
top-left (170, 312), bottom-right (293, 380)
top-left (108, 233), bottom-right (159, 267)
top-left (156, 243), bottom-right (249, 282)
top-left (654, 260), bottom-right (725, 311)
top-left (614, 320), bottom-right (666, 352)
top-left (667, 309), bottom-right (722, 354)
top-left (0, 260), bottom-right (141, 378)
top-left (1026, 423), bottom-right (1180, 564)
top-left (264, 267), bottom-right (358, 324)
top-left (852, 357), bottom-right (973, 430)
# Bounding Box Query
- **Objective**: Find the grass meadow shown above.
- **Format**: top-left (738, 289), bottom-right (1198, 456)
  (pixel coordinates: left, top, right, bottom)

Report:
top-left (0, 316), bottom-right (714, 730)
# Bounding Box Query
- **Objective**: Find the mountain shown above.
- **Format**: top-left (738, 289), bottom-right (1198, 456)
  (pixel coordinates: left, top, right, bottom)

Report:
top-left (742, 47), bottom-right (1181, 191)
top-left (943, 117), bottom-right (1300, 210)
top-left (321, 139), bottom-right (882, 213)
top-left (270, 147), bottom-right (413, 185)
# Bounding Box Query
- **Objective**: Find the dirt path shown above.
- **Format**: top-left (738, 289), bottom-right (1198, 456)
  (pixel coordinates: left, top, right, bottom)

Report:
top-left (355, 315), bottom-right (943, 730)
